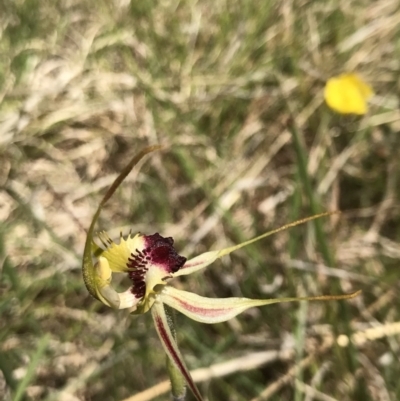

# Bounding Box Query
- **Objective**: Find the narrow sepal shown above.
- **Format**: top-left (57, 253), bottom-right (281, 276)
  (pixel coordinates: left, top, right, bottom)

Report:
top-left (174, 212), bottom-right (339, 277)
top-left (82, 146), bottom-right (162, 301)
top-left (173, 251), bottom-right (219, 277)
top-left (160, 286), bottom-right (361, 324)
top-left (151, 300), bottom-right (204, 401)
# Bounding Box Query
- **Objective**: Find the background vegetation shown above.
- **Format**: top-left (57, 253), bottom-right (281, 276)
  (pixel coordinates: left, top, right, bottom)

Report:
top-left (1, 1), bottom-right (399, 400)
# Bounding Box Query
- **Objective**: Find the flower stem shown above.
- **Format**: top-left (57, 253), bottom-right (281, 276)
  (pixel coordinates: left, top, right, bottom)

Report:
top-left (164, 305), bottom-right (187, 401)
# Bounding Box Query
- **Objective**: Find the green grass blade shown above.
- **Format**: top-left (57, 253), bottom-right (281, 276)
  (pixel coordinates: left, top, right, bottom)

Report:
top-left (289, 122), bottom-right (333, 266)
top-left (288, 119), bottom-right (357, 374)
top-left (13, 335), bottom-right (49, 401)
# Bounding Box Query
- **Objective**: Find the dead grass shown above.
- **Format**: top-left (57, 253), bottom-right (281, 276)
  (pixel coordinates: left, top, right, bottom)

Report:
top-left (1, 1), bottom-right (400, 400)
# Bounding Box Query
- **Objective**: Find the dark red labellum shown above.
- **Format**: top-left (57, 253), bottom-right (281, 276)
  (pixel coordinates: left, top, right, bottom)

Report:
top-left (143, 233), bottom-right (186, 273)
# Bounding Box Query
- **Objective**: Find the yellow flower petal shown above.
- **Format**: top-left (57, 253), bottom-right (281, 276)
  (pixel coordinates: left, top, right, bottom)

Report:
top-left (324, 73), bottom-right (373, 115)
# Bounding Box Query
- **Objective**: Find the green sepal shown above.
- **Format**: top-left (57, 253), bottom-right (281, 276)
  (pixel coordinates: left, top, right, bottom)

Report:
top-left (82, 145), bottom-right (163, 301)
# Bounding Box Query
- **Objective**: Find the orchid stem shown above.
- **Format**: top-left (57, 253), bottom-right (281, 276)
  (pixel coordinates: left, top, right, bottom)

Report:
top-left (165, 305), bottom-right (187, 401)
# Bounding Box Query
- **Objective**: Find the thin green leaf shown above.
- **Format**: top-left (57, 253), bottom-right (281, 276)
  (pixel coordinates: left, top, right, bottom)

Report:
top-left (13, 335), bottom-right (49, 401)
top-left (165, 305), bottom-right (187, 401)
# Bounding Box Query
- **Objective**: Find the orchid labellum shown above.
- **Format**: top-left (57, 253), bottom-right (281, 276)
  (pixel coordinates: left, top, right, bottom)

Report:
top-left (82, 146), bottom-right (360, 401)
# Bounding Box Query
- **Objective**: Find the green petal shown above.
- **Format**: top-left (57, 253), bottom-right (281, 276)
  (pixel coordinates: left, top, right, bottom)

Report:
top-left (161, 286), bottom-right (361, 324)
top-left (174, 212), bottom-right (338, 277)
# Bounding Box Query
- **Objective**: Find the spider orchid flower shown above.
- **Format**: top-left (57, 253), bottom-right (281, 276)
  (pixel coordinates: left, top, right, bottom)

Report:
top-left (82, 146), bottom-right (360, 401)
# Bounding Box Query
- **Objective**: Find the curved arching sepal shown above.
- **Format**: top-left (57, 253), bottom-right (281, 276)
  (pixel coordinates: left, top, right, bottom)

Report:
top-left (82, 145), bottom-right (163, 305)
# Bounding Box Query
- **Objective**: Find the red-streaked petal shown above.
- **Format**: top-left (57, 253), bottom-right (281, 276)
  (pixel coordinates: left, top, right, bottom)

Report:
top-left (151, 300), bottom-right (204, 401)
top-left (160, 286), bottom-right (361, 324)
top-left (173, 212), bottom-right (337, 277)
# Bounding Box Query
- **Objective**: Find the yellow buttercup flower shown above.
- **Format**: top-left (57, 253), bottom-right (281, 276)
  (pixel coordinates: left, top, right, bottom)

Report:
top-left (324, 73), bottom-right (373, 115)
top-left (82, 147), bottom-right (360, 401)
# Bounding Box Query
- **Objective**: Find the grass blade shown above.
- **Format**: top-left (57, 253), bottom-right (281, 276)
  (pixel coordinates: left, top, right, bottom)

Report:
top-left (13, 335), bottom-right (49, 401)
